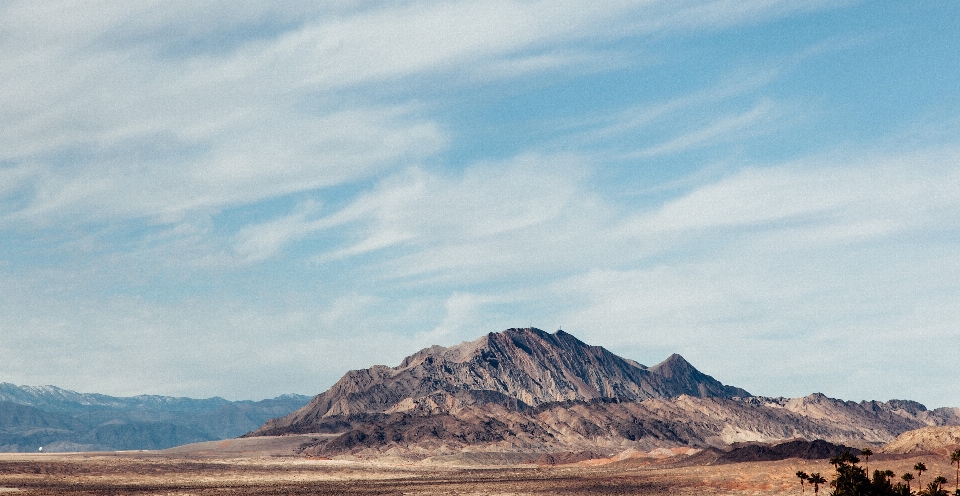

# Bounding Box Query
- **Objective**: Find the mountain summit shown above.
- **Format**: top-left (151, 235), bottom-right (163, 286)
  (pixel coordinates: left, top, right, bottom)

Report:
top-left (649, 353), bottom-right (744, 398)
top-left (251, 328), bottom-right (748, 436)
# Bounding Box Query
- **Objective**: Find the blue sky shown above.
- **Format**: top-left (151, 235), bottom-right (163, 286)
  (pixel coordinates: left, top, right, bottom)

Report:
top-left (2, 1), bottom-right (960, 407)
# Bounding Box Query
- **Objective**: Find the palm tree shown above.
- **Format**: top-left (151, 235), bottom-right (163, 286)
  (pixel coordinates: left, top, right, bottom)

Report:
top-left (903, 472), bottom-right (914, 491)
top-left (916, 462), bottom-right (928, 488)
top-left (862, 448), bottom-right (873, 475)
top-left (929, 476), bottom-right (950, 496)
top-left (951, 449), bottom-right (960, 490)
top-left (797, 471), bottom-right (809, 494)
top-left (808, 473), bottom-right (826, 495)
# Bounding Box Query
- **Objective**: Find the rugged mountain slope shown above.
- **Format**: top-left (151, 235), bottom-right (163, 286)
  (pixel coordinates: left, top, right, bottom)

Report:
top-left (880, 425), bottom-right (960, 454)
top-left (0, 385), bottom-right (311, 452)
top-left (290, 394), bottom-right (958, 457)
top-left (251, 328), bottom-right (749, 436)
top-left (247, 327), bottom-right (960, 458)
top-left (754, 394), bottom-right (960, 442)
top-left (0, 401), bottom-right (88, 451)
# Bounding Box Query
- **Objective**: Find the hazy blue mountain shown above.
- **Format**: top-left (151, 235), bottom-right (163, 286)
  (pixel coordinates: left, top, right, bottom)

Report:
top-left (0, 385), bottom-right (310, 452)
top-left (0, 383), bottom-right (232, 413)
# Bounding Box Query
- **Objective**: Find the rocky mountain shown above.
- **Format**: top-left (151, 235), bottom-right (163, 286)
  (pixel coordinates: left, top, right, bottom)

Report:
top-left (0, 384), bottom-right (310, 452)
top-left (246, 328), bottom-right (960, 459)
top-left (250, 328), bottom-right (748, 436)
top-left (880, 426), bottom-right (960, 454)
top-left (273, 393), bottom-right (960, 458)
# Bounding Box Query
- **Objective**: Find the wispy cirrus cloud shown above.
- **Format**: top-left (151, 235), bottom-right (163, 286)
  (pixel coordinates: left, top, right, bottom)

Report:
top-left (232, 153), bottom-right (602, 267)
top-left (629, 99), bottom-right (782, 158)
top-left (556, 147), bottom-right (960, 405)
top-left (620, 148), bottom-right (960, 238)
top-left (0, 0), bottom-right (845, 226)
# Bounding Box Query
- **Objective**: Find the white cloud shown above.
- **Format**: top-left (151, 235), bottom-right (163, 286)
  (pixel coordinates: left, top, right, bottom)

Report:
top-left (5, 146), bottom-right (959, 404)
top-left (232, 201), bottom-right (323, 262)
top-left (315, 153), bottom-right (616, 282)
top-left (2, 96), bottom-right (444, 224)
top-left (619, 148), bottom-right (960, 240)
top-left (231, 152), bottom-right (607, 272)
top-left (630, 99), bottom-right (781, 158)
top-left (417, 292), bottom-right (505, 345)
top-left (0, 0), bottom-right (845, 227)
top-left (555, 148), bottom-right (960, 405)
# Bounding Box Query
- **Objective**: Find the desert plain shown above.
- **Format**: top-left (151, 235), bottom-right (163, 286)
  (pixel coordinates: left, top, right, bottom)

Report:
top-left (1, 436), bottom-right (956, 496)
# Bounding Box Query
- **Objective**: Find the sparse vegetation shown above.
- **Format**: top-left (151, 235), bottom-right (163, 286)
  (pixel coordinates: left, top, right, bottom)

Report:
top-left (924, 476), bottom-right (949, 496)
top-left (0, 450), bottom-right (855, 496)
top-left (917, 462), bottom-right (929, 488)
top-left (809, 472), bottom-right (827, 495)
top-left (820, 451), bottom-right (956, 496)
top-left (903, 472), bottom-right (915, 491)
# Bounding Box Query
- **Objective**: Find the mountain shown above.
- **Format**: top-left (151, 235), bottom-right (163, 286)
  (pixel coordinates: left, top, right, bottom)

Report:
top-left (0, 383), bottom-right (231, 413)
top-left (250, 328), bottom-right (748, 436)
top-left (880, 426), bottom-right (960, 454)
top-left (246, 328), bottom-right (960, 458)
top-left (273, 394), bottom-right (960, 458)
top-left (0, 384), bottom-right (310, 452)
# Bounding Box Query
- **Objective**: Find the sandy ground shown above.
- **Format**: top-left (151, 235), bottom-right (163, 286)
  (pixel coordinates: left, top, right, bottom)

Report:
top-left (1, 438), bottom-right (957, 496)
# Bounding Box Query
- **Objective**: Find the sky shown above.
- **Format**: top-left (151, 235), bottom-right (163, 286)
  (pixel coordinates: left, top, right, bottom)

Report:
top-left (2, 1), bottom-right (960, 407)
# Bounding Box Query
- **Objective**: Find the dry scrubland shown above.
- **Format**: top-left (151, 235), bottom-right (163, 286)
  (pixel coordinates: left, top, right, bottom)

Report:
top-left (0, 437), bottom-right (956, 496)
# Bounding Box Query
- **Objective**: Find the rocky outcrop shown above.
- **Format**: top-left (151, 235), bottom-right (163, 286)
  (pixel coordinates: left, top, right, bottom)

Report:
top-left (250, 328), bottom-right (749, 436)
top-left (880, 425), bottom-right (960, 454)
top-left (678, 439), bottom-right (859, 466)
top-left (713, 439), bottom-right (859, 463)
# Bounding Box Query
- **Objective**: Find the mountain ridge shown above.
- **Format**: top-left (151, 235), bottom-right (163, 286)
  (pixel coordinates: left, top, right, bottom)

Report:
top-left (246, 327), bottom-right (960, 458)
top-left (250, 327), bottom-right (749, 436)
top-left (6, 327), bottom-right (958, 456)
top-left (0, 385), bottom-right (311, 452)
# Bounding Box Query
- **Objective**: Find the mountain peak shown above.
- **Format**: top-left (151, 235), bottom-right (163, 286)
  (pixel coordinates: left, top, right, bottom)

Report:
top-left (650, 353), bottom-right (750, 398)
top-left (650, 353), bottom-right (693, 376)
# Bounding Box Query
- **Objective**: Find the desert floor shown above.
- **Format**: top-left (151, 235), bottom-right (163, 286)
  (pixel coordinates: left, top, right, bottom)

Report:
top-left (0, 437), bottom-right (956, 496)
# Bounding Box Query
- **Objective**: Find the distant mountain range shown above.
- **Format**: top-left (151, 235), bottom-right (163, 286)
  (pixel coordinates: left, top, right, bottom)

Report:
top-left (247, 328), bottom-right (960, 458)
top-left (0, 383), bottom-right (310, 452)
top-left (7, 327), bottom-right (959, 456)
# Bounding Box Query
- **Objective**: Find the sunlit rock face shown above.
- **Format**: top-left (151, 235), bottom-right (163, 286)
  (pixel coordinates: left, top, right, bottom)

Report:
top-left (249, 327), bottom-right (749, 436)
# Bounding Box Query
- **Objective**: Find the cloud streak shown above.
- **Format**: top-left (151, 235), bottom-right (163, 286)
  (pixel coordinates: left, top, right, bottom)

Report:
top-left (1, 0), bottom-right (844, 225)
